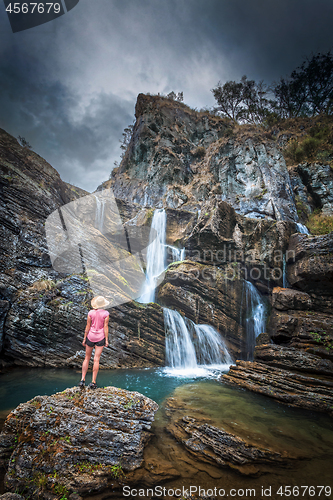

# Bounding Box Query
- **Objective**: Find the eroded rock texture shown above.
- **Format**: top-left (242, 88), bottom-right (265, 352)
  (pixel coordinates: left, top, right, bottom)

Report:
top-left (0, 128), bottom-right (165, 369)
top-left (223, 360), bottom-right (333, 417)
top-left (0, 387), bottom-right (158, 498)
top-left (107, 94), bottom-right (298, 222)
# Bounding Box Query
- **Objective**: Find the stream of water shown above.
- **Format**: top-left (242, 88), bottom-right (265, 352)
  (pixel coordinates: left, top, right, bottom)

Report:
top-left (1, 208), bottom-right (332, 498)
top-left (243, 280), bottom-right (267, 359)
top-left (296, 222), bottom-right (310, 234)
top-left (1, 368), bottom-right (332, 500)
top-left (138, 208), bottom-right (167, 303)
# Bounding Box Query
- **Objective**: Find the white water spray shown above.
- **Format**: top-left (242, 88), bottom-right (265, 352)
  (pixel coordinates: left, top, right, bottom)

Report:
top-left (296, 223), bottom-right (310, 234)
top-left (164, 308), bottom-right (233, 375)
top-left (166, 245), bottom-right (185, 263)
top-left (138, 209), bottom-right (167, 303)
top-left (244, 280), bottom-right (267, 360)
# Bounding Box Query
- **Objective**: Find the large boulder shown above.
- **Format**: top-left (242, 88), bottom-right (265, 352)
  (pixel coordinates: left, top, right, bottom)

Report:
top-left (0, 387), bottom-right (159, 498)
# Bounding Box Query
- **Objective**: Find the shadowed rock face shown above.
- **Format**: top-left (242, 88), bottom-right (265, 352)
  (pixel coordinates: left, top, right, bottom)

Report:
top-left (0, 387), bottom-right (158, 498)
top-left (287, 232), bottom-right (333, 294)
top-left (108, 94), bottom-right (298, 222)
top-left (0, 128), bottom-right (165, 370)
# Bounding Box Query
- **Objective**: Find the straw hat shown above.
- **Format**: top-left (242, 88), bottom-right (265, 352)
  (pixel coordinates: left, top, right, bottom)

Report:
top-left (91, 296), bottom-right (110, 309)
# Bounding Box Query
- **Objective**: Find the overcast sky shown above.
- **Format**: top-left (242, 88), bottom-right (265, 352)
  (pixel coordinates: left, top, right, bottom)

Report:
top-left (1, 0), bottom-right (333, 192)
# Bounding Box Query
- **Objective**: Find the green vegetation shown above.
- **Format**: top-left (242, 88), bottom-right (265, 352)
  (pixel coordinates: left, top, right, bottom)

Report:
top-left (123, 397), bottom-right (140, 409)
top-left (306, 210), bottom-right (333, 235)
top-left (110, 463), bottom-right (125, 479)
top-left (53, 483), bottom-right (69, 499)
top-left (284, 118), bottom-right (333, 165)
top-left (295, 195), bottom-right (311, 222)
top-left (18, 135), bottom-right (32, 148)
top-left (212, 51), bottom-right (333, 124)
top-left (310, 331), bottom-right (333, 350)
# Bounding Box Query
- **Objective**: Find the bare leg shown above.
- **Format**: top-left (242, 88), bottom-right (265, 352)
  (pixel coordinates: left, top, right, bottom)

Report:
top-left (82, 345), bottom-right (94, 381)
top-left (92, 345), bottom-right (104, 384)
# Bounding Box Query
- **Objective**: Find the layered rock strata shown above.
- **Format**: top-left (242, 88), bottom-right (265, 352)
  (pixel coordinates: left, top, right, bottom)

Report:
top-left (165, 399), bottom-right (290, 476)
top-left (0, 128), bottom-right (165, 369)
top-left (223, 360), bottom-right (333, 417)
top-left (0, 387), bottom-right (158, 498)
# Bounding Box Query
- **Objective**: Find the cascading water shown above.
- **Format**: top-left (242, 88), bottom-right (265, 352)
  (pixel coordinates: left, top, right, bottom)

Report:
top-left (138, 209), bottom-right (167, 303)
top-left (94, 194), bottom-right (106, 232)
top-left (139, 208), bottom-right (231, 376)
top-left (282, 255), bottom-right (290, 288)
top-left (164, 308), bottom-right (233, 375)
top-left (296, 222), bottom-right (310, 234)
top-left (244, 280), bottom-right (267, 360)
top-left (166, 245), bottom-right (185, 263)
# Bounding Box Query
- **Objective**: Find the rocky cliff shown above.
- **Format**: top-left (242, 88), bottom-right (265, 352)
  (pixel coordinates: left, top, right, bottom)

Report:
top-left (106, 94), bottom-right (298, 222)
top-left (105, 94), bottom-right (333, 412)
top-left (1, 95), bottom-right (333, 398)
top-left (0, 128), bottom-right (165, 370)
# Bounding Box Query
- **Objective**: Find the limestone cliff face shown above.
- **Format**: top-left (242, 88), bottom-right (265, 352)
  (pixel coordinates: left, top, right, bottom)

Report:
top-left (107, 94), bottom-right (298, 222)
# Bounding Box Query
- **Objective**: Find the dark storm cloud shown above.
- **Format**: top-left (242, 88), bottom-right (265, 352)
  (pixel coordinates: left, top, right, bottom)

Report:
top-left (0, 48), bottom-right (133, 190)
top-left (1, 0), bottom-right (333, 191)
top-left (185, 0), bottom-right (333, 81)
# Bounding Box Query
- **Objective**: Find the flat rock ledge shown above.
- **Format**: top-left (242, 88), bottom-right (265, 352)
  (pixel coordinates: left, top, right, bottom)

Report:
top-left (223, 360), bottom-right (333, 417)
top-left (166, 414), bottom-right (289, 476)
top-left (0, 386), bottom-right (158, 499)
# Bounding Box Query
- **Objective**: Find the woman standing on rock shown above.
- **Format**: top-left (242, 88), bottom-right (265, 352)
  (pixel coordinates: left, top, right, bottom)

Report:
top-left (79, 296), bottom-right (110, 389)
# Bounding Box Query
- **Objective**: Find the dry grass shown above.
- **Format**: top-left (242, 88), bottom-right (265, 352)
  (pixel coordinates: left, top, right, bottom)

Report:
top-left (306, 210), bottom-right (333, 235)
top-left (273, 115), bottom-right (333, 166)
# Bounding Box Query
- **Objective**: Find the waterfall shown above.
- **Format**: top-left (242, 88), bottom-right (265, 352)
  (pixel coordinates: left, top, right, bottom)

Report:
top-left (296, 223), bottom-right (310, 234)
top-left (138, 209), bottom-right (167, 303)
top-left (167, 245), bottom-right (185, 263)
top-left (282, 255), bottom-right (290, 288)
top-left (244, 281), bottom-right (267, 360)
top-left (164, 308), bottom-right (233, 375)
top-left (139, 208), bottom-right (230, 377)
top-left (94, 194), bottom-right (106, 232)
top-left (138, 209), bottom-right (185, 303)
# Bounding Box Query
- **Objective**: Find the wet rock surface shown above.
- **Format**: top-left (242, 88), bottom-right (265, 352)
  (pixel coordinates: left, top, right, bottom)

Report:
top-left (223, 360), bottom-right (333, 417)
top-left (287, 232), bottom-right (333, 294)
top-left (158, 261), bottom-right (246, 358)
top-left (165, 398), bottom-right (290, 476)
top-left (296, 163), bottom-right (333, 217)
top-left (254, 343), bottom-right (333, 376)
top-left (0, 386), bottom-right (158, 498)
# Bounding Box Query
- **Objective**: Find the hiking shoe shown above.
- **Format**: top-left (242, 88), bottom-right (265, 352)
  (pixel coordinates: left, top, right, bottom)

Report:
top-left (79, 380), bottom-right (85, 388)
top-left (88, 382), bottom-right (97, 389)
